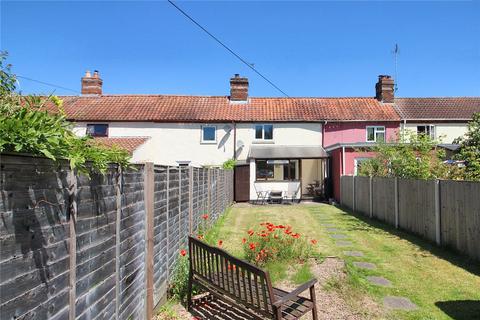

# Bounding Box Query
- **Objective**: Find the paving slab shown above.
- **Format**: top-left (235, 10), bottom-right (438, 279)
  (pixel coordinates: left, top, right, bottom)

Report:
top-left (353, 262), bottom-right (376, 270)
top-left (320, 223), bottom-right (335, 227)
top-left (383, 296), bottom-right (418, 310)
top-left (326, 228), bottom-right (342, 232)
top-left (367, 276), bottom-right (392, 287)
top-left (330, 234), bottom-right (348, 239)
top-left (335, 240), bottom-right (353, 246)
top-left (343, 251), bottom-right (364, 257)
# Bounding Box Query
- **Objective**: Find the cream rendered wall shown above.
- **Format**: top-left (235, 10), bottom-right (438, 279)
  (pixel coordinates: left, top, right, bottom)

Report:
top-left (73, 122), bottom-right (234, 166)
top-left (235, 122), bottom-right (323, 160)
top-left (73, 121), bottom-right (323, 166)
top-left (402, 123), bottom-right (468, 143)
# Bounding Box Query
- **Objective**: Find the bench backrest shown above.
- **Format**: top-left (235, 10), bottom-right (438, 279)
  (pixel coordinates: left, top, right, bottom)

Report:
top-left (189, 236), bottom-right (275, 317)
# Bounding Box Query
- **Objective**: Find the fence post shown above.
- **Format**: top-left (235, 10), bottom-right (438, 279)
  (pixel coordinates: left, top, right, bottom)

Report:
top-left (166, 166), bottom-right (170, 281)
top-left (67, 170), bottom-right (78, 320)
top-left (114, 167), bottom-right (123, 320)
top-left (434, 180), bottom-right (441, 246)
top-left (143, 163), bottom-right (154, 319)
top-left (394, 177), bottom-right (399, 229)
top-left (188, 166), bottom-right (193, 234)
top-left (207, 168), bottom-right (211, 220)
top-left (352, 176), bottom-right (356, 213)
top-left (369, 176), bottom-right (373, 218)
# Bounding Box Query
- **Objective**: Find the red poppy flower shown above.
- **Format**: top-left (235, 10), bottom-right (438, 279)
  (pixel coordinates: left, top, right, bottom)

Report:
top-left (242, 238), bottom-right (247, 244)
top-left (180, 249), bottom-right (187, 256)
top-left (249, 243), bottom-right (256, 251)
top-left (202, 214), bottom-right (209, 220)
top-left (248, 229), bottom-right (254, 236)
top-left (218, 240), bottom-right (223, 247)
top-left (277, 225), bottom-right (285, 229)
top-left (311, 239), bottom-right (318, 245)
top-left (292, 233), bottom-right (301, 239)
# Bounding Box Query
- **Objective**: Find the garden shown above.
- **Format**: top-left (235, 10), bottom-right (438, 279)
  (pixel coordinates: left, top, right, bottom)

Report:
top-left (158, 203), bottom-right (480, 320)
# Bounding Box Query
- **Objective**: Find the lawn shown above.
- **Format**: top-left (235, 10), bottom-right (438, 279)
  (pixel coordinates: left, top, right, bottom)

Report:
top-left (205, 203), bottom-right (480, 320)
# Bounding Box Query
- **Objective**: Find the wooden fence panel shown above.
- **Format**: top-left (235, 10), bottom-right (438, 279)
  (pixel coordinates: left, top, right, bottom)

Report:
top-left (0, 155), bottom-right (71, 320)
top-left (75, 169), bottom-right (118, 320)
top-left (340, 176), bottom-right (353, 210)
top-left (0, 154), bottom-right (234, 318)
top-left (440, 180), bottom-right (480, 261)
top-left (354, 176), bottom-right (370, 216)
top-left (371, 177), bottom-right (396, 225)
top-left (398, 179), bottom-right (436, 242)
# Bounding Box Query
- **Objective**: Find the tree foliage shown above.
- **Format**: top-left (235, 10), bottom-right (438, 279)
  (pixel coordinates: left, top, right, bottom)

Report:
top-left (0, 52), bottom-right (131, 174)
top-left (357, 132), bottom-right (461, 179)
top-left (453, 112), bottom-right (480, 181)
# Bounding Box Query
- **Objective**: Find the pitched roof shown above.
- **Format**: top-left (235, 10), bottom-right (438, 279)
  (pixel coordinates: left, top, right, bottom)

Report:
top-left (394, 98), bottom-right (480, 120)
top-left (91, 137), bottom-right (149, 154)
top-left (54, 95), bottom-right (400, 122)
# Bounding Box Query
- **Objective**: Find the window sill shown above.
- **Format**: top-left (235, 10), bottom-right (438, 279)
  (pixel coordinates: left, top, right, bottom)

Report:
top-left (200, 141), bottom-right (217, 145)
top-left (255, 180), bottom-right (300, 183)
top-left (252, 140), bottom-right (274, 144)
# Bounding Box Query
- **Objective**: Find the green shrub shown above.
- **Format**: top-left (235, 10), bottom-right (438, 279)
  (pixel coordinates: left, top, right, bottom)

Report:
top-left (222, 158), bottom-right (236, 170)
top-left (0, 52), bottom-right (131, 174)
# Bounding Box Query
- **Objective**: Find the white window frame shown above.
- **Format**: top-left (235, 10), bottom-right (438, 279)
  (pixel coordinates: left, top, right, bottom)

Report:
top-left (254, 124), bottom-right (274, 140)
top-left (416, 125), bottom-right (436, 139)
top-left (201, 125), bottom-right (217, 144)
top-left (366, 126), bottom-right (385, 142)
top-left (354, 157), bottom-right (371, 175)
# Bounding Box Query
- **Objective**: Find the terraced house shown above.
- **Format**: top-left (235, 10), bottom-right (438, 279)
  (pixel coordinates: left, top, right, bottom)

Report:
top-left (60, 71), bottom-right (480, 203)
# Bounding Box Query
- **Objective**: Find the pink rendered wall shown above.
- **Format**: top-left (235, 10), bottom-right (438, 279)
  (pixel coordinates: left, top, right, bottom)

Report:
top-left (324, 122), bottom-right (399, 147)
top-left (344, 149), bottom-right (377, 175)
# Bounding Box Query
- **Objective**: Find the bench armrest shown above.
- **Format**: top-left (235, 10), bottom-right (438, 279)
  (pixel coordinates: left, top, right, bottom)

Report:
top-left (272, 278), bottom-right (317, 307)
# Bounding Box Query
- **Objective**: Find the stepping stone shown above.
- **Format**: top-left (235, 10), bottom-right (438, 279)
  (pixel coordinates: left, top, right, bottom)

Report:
top-left (383, 296), bottom-right (418, 310)
top-left (330, 234), bottom-right (348, 239)
top-left (326, 228), bottom-right (342, 232)
top-left (353, 262), bottom-right (376, 270)
top-left (343, 251), bottom-right (364, 257)
top-left (335, 240), bottom-right (353, 246)
top-left (320, 223), bottom-right (335, 227)
top-left (367, 276), bottom-right (392, 287)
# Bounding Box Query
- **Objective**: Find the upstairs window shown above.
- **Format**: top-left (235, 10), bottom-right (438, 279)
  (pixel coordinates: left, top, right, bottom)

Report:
top-left (254, 124), bottom-right (273, 140)
top-left (86, 124), bottom-right (108, 137)
top-left (417, 125), bottom-right (435, 139)
top-left (201, 125), bottom-right (217, 143)
top-left (366, 126), bottom-right (385, 142)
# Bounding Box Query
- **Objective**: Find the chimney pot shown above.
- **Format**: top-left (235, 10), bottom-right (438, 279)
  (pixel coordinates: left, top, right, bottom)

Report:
top-left (81, 69), bottom-right (103, 95)
top-left (375, 74), bottom-right (394, 103)
top-left (230, 74), bottom-right (249, 102)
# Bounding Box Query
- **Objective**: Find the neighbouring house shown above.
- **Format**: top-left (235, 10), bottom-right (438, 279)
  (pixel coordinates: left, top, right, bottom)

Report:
top-left (395, 97), bottom-right (480, 143)
top-left (56, 71), bottom-right (478, 203)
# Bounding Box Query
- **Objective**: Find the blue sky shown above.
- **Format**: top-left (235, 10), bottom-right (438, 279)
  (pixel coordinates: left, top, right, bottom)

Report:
top-left (1, 1), bottom-right (479, 97)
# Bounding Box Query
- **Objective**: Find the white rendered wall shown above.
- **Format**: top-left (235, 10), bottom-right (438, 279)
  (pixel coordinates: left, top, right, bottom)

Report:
top-left (73, 122), bottom-right (234, 166)
top-left (73, 121), bottom-right (323, 166)
top-left (402, 123), bottom-right (468, 143)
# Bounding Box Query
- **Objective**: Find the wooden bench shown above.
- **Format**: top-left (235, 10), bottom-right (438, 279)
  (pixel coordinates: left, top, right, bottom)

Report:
top-left (187, 236), bottom-right (318, 319)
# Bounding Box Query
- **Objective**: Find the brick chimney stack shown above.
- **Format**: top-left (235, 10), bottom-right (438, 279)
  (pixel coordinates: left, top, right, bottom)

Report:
top-left (230, 74), bottom-right (249, 102)
top-left (81, 70), bottom-right (103, 95)
top-left (375, 75), bottom-right (394, 103)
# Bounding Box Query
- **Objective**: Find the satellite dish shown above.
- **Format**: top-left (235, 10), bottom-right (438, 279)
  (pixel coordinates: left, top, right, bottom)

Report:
top-left (223, 125), bottom-right (232, 133)
top-left (237, 140), bottom-right (245, 149)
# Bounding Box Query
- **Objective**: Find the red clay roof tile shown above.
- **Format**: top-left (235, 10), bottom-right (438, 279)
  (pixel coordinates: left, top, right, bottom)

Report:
top-left (92, 137), bottom-right (149, 154)
top-left (55, 95), bottom-right (400, 122)
top-left (394, 98), bottom-right (480, 120)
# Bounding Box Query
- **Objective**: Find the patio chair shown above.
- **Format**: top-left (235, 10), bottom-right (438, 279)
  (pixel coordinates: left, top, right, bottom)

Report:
top-left (284, 182), bottom-right (301, 203)
top-left (253, 183), bottom-right (269, 205)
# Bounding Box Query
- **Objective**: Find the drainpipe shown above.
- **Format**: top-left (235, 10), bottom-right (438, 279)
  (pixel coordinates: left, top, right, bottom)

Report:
top-left (322, 121), bottom-right (327, 148)
top-left (342, 146), bottom-right (346, 176)
top-left (233, 121), bottom-right (237, 160)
